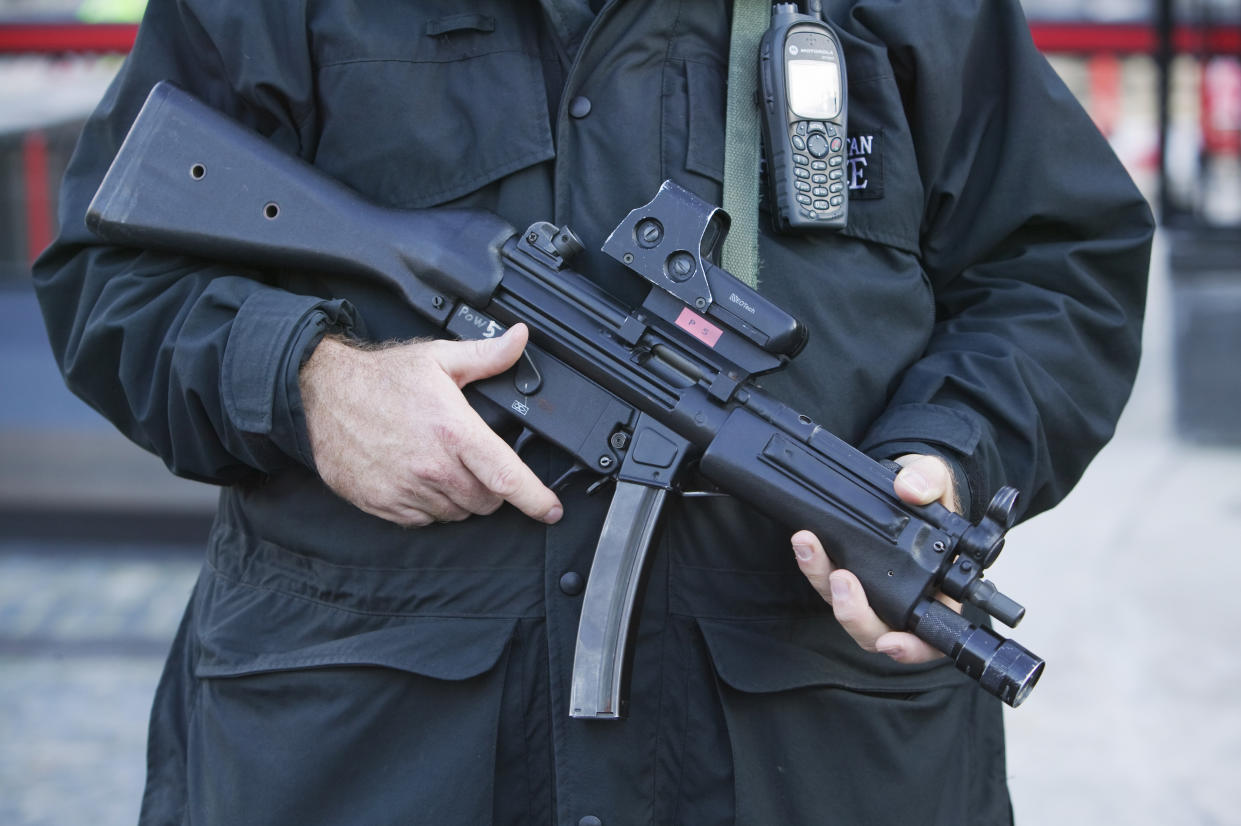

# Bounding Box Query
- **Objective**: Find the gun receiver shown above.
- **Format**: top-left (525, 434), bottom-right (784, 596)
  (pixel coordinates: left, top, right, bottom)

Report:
top-left (87, 82), bottom-right (1044, 711)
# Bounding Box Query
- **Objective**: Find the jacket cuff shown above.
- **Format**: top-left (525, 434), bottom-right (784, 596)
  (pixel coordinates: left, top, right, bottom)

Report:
top-left (858, 402), bottom-right (1002, 521)
top-left (222, 289), bottom-right (356, 471)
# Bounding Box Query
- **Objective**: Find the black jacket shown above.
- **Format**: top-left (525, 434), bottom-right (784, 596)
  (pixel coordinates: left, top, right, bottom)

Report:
top-left (34, 1), bottom-right (1153, 823)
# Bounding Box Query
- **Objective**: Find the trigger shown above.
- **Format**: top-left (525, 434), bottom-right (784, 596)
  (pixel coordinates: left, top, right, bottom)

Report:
top-left (549, 463), bottom-right (614, 494)
top-left (513, 427), bottom-right (539, 457)
top-left (585, 476), bottom-right (615, 496)
top-left (551, 463), bottom-right (588, 492)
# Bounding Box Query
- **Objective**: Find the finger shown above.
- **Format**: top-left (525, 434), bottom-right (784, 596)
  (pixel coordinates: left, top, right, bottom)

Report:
top-left (401, 508), bottom-right (436, 528)
top-left (412, 450), bottom-right (508, 518)
top-left (793, 530), bottom-right (952, 662)
top-left (791, 529), bottom-right (838, 603)
top-left (409, 490), bottom-right (474, 523)
top-left (872, 630), bottom-right (946, 664)
top-left (825, 569), bottom-right (895, 653)
top-left (432, 324), bottom-right (530, 388)
top-left (893, 454), bottom-right (958, 511)
top-left (435, 480), bottom-right (506, 519)
top-left (457, 429), bottom-right (563, 524)
top-left (360, 480), bottom-right (472, 526)
top-left (371, 504), bottom-right (436, 529)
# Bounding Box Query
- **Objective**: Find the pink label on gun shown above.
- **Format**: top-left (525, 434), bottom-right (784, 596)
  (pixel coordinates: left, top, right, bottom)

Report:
top-left (675, 307), bottom-right (723, 347)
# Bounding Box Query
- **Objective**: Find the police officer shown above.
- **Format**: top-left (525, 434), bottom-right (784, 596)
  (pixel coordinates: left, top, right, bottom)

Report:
top-left (35, 1), bottom-right (1152, 823)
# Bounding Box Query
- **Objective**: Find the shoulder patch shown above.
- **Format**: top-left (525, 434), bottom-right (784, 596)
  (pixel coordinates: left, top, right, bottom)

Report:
top-left (847, 128), bottom-right (883, 200)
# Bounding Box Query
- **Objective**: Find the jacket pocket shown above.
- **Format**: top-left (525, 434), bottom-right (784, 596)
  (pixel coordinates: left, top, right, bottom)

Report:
top-left (694, 617), bottom-right (1010, 826)
top-left (310, 2), bottom-right (553, 208)
top-left (187, 572), bottom-right (522, 826)
top-left (662, 57), bottom-right (727, 204)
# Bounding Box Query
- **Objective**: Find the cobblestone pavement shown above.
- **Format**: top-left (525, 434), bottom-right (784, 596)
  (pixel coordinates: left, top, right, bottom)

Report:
top-left (0, 544), bottom-right (200, 826)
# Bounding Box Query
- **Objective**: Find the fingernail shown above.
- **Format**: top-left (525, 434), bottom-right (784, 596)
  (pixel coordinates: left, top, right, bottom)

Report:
top-left (899, 468), bottom-right (930, 498)
top-left (877, 645), bottom-right (903, 660)
top-left (829, 574), bottom-right (849, 603)
top-left (792, 542), bottom-right (813, 561)
top-left (544, 505), bottom-right (563, 524)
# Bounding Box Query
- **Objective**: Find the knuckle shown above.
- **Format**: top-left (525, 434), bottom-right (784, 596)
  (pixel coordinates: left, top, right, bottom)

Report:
top-left (483, 461), bottom-right (524, 497)
top-left (474, 494), bottom-right (506, 516)
top-left (402, 511), bottom-right (435, 529)
top-left (436, 503), bottom-right (473, 523)
top-left (356, 481), bottom-right (398, 515)
top-left (832, 601), bottom-right (864, 625)
top-left (468, 337), bottom-right (497, 359)
top-left (428, 422), bottom-right (464, 452)
top-left (419, 460), bottom-right (454, 488)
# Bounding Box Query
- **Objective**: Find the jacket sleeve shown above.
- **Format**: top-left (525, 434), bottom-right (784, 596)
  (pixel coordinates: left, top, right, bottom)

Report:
top-left (32, 0), bottom-right (356, 485)
top-left (854, 0), bottom-right (1155, 520)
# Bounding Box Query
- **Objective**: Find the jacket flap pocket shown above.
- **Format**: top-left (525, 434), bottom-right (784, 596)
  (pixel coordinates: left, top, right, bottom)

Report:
top-left (684, 60), bottom-right (726, 183)
top-left (198, 615), bottom-right (516, 679)
top-left (312, 7), bottom-right (552, 208)
top-left (189, 577), bottom-right (519, 824)
top-left (698, 616), bottom-right (968, 695)
top-left (425, 13), bottom-right (496, 36)
top-left (195, 570), bottom-right (518, 679)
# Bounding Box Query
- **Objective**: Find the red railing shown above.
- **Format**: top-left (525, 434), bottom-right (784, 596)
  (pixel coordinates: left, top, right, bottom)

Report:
top-left (0, 22), bottom-right (138, 53)
top-left (1030, 22), bottom-right (1241, 55)
top-left (0, 20), bottom-right (1239, 56)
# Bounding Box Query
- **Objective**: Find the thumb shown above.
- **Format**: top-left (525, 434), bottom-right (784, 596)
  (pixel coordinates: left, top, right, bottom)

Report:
top-left (893, 454), bottom-right (960, 513)
top-left (434, 323), bottom-right (530, 387)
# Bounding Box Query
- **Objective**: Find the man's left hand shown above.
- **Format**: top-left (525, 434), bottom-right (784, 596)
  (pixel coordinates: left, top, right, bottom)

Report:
top-left (791, 454), bottom-right (963, 664)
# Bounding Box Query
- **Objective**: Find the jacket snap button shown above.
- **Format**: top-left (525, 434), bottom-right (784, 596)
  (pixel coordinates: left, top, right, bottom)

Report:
top-left (578, 817), bottom-right (602, 826)
top-left (569, 96), bottom-right (592, 118)
top-left (559, 571), bottom-right (585, 596)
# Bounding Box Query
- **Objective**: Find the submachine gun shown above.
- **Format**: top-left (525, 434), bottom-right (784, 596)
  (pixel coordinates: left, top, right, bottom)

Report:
top-left (87, 82), bottom-right (1045, 711)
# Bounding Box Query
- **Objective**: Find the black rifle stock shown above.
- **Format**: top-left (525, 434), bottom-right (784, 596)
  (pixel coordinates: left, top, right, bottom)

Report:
top-left (87, 82), bottom-right (1044, 710)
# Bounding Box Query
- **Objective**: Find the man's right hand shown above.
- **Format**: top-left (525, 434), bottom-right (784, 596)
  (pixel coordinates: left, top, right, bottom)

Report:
top-left (299, 323), bottom-right (563, 528)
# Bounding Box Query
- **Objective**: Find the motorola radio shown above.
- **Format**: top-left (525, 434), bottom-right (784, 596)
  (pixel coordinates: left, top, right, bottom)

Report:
top-left (759, 2), bottom-right (849, 232)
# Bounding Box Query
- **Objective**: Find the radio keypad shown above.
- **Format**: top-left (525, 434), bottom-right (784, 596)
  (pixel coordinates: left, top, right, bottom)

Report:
top-left (788, 119), bottom-right (846, 222)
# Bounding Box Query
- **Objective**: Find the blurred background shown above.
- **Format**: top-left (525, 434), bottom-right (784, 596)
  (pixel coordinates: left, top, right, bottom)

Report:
top-left (0, 1), bottom-right (1238, 824)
